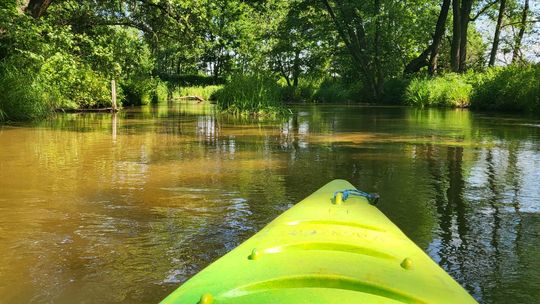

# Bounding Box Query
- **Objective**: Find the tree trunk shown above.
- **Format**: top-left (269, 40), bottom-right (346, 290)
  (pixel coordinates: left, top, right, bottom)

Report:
top-left (404, 47), bottom-right (431, 74)
top-left (489, 0), bottom-right (506, 66)
top-left (429, 0), bottom-right (451, 75)
top-left (458, 0), bottom-right (473, 72)
top-left (277, 59), bottom-right (292, 87)
top-left (373, 0), bottom-right (384, 97)
top-left (26, 0), bottom-right (53, 18)
top-left (512, 0), bottom-right (529, 63)
top-left (292, 50), bottom-right (300, 88)
top-left (450, 0), bottom-right (461, 72)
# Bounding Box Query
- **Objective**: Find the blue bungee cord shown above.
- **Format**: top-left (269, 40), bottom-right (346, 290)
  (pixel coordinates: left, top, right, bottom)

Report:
top-left (333, 189), bottom-right (380, 205)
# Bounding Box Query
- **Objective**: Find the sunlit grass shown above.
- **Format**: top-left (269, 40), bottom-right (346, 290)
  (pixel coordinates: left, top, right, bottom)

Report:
top-left (405, 73), bottom-right (472, 108)
top-left (214, 74), bottom-right (290, 116)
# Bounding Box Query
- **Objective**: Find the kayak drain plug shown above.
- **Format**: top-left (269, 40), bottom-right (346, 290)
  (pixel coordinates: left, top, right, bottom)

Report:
top-left (401, 258), bottom-right (413, 270)
top-left (199, 293), bottom-right (213, 304)
top-left (248, 248), bottom-right (260, 260)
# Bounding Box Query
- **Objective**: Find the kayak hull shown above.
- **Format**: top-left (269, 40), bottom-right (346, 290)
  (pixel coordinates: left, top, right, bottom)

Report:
top-left (162, 179), bottom-right (477, 304)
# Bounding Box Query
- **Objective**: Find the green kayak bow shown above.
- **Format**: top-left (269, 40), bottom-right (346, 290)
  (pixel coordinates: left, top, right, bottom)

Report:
top-left (162, 179), bottom-right (477, 304)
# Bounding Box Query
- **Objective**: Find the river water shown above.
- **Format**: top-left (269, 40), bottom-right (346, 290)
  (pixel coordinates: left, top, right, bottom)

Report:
top-left (0, 102), bottom-right (538, 303)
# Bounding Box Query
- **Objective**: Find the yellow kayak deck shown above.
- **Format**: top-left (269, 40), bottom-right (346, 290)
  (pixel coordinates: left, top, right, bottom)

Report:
top-left (162, 179), bottom-right (477, 303)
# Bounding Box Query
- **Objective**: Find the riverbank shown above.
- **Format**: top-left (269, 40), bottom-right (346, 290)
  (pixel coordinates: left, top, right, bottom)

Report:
top-left (1, 64), bottom-right (538, 122)
top-left (281, 63), bottom-right (540, 114)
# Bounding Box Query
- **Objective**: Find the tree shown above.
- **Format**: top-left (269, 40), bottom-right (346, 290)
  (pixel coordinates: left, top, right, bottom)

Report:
top-left (25, 0), bottom-right (53, 18)
top-left (429, 0), bottom-right (452, 74)
top-left (450, 0), bottom-right (475, 72)
top-left (450, 0), bottom-right (499, 72)
top-left (450, 0), bottom-right (462, 71)
top-left (320, 0), bottom-right (382, 99)
top-left (268, 0), bottom-right (334, 87)
top-left (458, 0), bottom-right (474, 72)
top-left (489, 0), bottom-right (506, 66)
top-left (512, 0), bottom-right (529, 63)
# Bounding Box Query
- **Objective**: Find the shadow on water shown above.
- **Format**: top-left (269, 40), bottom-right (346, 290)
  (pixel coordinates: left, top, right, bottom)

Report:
top-left (0, 102), bottom-right (539, 303)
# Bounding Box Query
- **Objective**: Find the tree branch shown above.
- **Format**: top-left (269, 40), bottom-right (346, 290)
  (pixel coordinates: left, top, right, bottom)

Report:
top-left (470, 0), bottom-right (498, 21)
top-left (502, 19), bottom-right (540, 28)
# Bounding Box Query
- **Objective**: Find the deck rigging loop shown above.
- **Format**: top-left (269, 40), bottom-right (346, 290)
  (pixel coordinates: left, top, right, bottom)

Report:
top-left (333, 189), bottom-right (380, 205)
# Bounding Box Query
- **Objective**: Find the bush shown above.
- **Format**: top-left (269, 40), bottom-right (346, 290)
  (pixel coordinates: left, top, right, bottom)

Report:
top-left (298, 83), bottom-right (317, 101)
top-left (214, 74), bottom-right (287, 115)
top-left (313, 79), bottom-right (351, 103)
top-left (0, 10), bottom-right (160, 120)
top-left (279, 78), bottom-right (319, 103)
top-left (382, 77), bottom-right (409, 104)
top-left (471, 64), bottom-right (540, 113)
top-left (0, 53), bottom-right (114, 121)
top-left (123, 77), bottom-right (170, 105)
top-left (311, 79), bottom-right (367, 103)
top-left (39, 52), bottom-right (111, 109)
top-left (405, 73), bottom-right (472, 107)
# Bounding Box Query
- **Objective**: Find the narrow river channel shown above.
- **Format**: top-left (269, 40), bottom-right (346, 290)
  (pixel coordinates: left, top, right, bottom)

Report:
top-left (0, 102), bottom-right (538, 303)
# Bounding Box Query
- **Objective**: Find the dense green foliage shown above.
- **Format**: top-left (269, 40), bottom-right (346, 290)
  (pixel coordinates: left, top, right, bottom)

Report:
top-left (312, 79), bottom-right (363, 103)
top-left (0, 0), bottom-right (164, 120)
top-left (0, 0), bottom-right (538, 120)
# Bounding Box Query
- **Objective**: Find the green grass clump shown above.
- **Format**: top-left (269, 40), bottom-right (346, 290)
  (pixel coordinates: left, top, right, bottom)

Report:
top-left (152, 80), bottom-right (169, 103)
top-left (405, 73), bottom-right (472, 107)
top-left (471, 64), bottom-right (540, 113)
top-left (173, 85), bottom-right (223, 101)
top-left (214, 74), bottom-right (288, 115)
top-left (0, 66), bottom-right (51, 121)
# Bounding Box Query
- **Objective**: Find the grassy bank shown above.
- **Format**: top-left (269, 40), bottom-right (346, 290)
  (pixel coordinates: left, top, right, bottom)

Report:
top-left (0, 56), bottom-right (112, 121)
top-left (2, 63), bottom-right (538, 121)
top-left (403, 64), bottom-right (540, 113)
top-left (471, 65), bottom-right (540, 113)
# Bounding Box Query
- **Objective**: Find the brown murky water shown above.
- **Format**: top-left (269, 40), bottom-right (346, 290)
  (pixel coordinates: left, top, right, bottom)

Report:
top-left (0, 102), bottom-right (539, 303)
